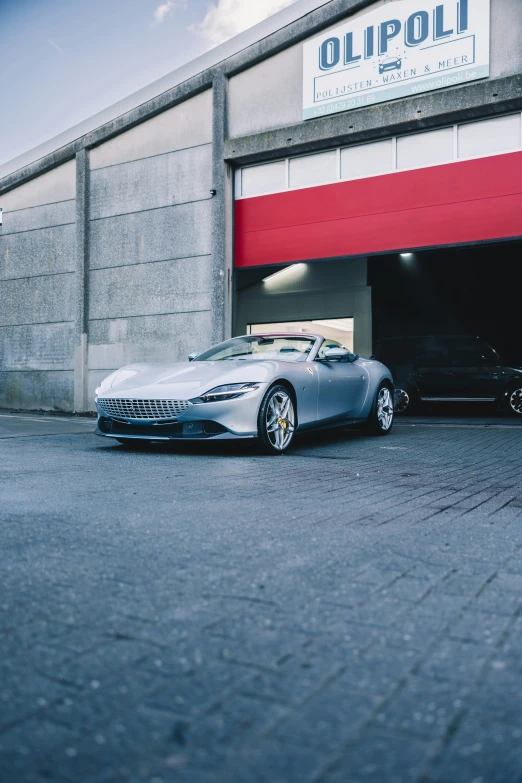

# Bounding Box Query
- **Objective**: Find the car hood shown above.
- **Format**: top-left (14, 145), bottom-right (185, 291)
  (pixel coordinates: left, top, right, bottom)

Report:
top-left (98, 360), bottom-right (288, 400)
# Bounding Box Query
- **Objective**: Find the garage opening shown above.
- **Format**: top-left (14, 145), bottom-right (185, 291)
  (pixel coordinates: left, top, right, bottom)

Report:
top-left (234, 257), bottom-right (371, 357)
top-left (369, 240), bottom-right (521, 363)
top-left (368, 239), bottom-right (522, 417)
top-left (234, 239), bottom-right (522, 419)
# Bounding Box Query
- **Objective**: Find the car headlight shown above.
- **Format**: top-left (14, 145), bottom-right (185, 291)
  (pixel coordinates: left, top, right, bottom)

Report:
top-left (198, 383), bottom-right (260, 402)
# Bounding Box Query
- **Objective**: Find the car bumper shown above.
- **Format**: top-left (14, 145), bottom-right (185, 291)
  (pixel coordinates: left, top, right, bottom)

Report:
top-left (95, 385), bottom-right (268, 441)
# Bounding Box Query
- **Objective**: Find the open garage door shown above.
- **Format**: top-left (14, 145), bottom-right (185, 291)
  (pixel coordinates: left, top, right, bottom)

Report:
top-left (369, 241), bottom-right (522, 418)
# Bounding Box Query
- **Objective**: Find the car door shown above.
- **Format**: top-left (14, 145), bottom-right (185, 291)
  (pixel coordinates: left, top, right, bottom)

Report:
top-left (414, 336), bottom-right (455, 400)
top-left (314, 341), bottom-right (368, 422)
top-left (447, 338), bottom-right (503, 400)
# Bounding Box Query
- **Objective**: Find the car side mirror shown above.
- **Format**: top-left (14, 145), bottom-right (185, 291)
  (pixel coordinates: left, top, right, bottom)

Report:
top-left (322, 348), bottom-right (352, 361)
top-left (188, 352), bottom-right (199, 362)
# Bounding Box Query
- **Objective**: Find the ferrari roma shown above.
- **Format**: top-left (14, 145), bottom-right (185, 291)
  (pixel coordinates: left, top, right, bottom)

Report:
top-left (95, 333), bottom-right (394, 453)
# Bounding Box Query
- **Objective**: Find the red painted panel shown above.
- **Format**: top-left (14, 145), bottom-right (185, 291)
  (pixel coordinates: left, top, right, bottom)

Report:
top-left (234, 151), bottom-right (522, 268)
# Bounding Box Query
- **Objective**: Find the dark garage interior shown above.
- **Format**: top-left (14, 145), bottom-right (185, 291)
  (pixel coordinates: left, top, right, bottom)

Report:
top-left (369, 240), bottom-right (522, 367)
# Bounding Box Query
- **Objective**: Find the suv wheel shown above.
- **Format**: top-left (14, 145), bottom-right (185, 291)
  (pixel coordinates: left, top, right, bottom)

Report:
top-left (394, 383), bottom-right (416, 415)
top-left (506, 385), bottom-right (522, 416)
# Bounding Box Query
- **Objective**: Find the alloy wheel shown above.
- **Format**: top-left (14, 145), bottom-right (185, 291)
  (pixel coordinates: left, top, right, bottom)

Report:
top-left (377, 387), bottom-right (394, 431)
top-left (509, 387), bottom-right (522, 415)
top-left (266, 390), bottom-right (295, 451)
top-left (394, 388), bottom-right (410, 414)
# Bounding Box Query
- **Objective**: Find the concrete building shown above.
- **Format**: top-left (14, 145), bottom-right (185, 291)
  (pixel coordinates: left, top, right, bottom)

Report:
top-left (1, 0), bottom-right (521, 412)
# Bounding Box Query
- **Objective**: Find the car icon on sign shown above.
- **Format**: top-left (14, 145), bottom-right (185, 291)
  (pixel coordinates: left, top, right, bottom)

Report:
top-left (379, 56), bottom-right (402, 73)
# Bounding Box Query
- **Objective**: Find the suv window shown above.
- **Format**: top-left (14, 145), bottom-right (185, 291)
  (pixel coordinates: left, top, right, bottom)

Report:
top-left (415, 336), bottom-right (452, 366)
top-left (449, 338), bottom-right (497, 367)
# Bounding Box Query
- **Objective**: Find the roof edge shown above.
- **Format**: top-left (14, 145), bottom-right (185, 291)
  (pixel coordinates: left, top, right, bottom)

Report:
top-left (0, 0), bottom-right (332, 182)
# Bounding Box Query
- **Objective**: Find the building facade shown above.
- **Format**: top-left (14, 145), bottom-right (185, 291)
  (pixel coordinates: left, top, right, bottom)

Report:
top-left (1, 0), bottom-right (521, 411)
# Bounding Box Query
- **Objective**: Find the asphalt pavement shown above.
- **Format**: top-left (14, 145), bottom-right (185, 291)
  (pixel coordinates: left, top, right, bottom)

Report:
top-left (1, 411), bottom-right (522, 783)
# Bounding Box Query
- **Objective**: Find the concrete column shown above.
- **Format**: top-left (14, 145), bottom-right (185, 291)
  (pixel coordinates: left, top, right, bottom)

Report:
top-left (74, 148), bottom-right (90, 412)
top-left (211, 70), bottom-right (234, 344)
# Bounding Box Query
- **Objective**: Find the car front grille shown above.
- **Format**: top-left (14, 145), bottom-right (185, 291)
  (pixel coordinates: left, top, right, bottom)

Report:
top-left (98, 397), bottom-right (192, 421)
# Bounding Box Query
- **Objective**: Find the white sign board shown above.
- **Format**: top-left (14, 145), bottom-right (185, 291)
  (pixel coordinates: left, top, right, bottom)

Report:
top-left (303, 0), bottom-right (490, 120)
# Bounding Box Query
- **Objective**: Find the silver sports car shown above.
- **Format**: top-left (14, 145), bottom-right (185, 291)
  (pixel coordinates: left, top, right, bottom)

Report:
top-left (95, 333), bottom-right (394, 453)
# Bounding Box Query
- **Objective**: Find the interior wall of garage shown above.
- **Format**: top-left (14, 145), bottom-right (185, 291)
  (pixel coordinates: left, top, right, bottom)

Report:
top-left (0, 161), bottom-right (76, 410)
top-left (228, 0), bottom-right (522, 139)
top-left (87, 90), bottom-right (214, 408)
top-left (234, 258), bottom-right (372, 358)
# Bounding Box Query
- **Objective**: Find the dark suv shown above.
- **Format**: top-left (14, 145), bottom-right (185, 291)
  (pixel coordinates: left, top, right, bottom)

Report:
top-left (375, 335), bottom-right (522, 417)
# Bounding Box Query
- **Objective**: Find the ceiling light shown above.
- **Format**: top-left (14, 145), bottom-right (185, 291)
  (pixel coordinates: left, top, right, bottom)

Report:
top-left (262, 263), bottom-right (306, 283)
top-left (400, 253), bottom-right (413, 259)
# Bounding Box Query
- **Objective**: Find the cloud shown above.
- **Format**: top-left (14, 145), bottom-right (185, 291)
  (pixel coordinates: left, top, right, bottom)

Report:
top-left (48, 39), bottom-right (64, 54)
top-left (190, 0), bottom-right (298, 48)
top-left (153, 1), bottom-right (175, 24)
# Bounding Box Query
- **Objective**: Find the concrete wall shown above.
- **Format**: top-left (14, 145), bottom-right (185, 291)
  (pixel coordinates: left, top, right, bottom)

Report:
top-left (87, 90), bottom-right (213, 408)
top-left (228, 0), bottom-right (522, 138)
top-left (0, 161), bottom-right (76, 410)
top-left (234, 258), bottom-right (372, 357)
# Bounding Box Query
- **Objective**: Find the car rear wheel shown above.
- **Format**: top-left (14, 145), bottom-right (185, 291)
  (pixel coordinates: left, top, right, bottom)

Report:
top-left (367, 384), bottom-right (394, 435)
top-left (506, 385), bottom-right (522, 416)
top-left (258, 385), bottom-right (296, 454)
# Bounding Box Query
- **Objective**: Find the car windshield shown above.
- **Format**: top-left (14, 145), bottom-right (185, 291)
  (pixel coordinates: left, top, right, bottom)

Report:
top-left (195, 335), bottom-right (315, 362)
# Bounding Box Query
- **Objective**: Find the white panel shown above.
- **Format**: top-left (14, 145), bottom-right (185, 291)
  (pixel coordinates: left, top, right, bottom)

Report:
top-left (241, 161), bottom-right (286, 198)
top-left (396, 128), bottom-right (454, 170)
top-left (1, 161), bottom-right (76, 211)
top-left (458, 114), bottom-right (522, 159)
top-left (341, 140), bottom-right (393, 180)
top-left (289, 151), bottom-right (337, 189)
top-left (90, 90), bottom-right (212, 169)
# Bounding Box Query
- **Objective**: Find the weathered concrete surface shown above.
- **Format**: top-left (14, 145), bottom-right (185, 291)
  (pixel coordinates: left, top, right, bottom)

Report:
top-left (1, 421), bottom-right (522, 781)
top-left (90, 90), bottom-right (213, 170)
top-left (0, 224), bottom-right (76, 280)
top-left (0, 201), bottom-right (76, 236)
top-left (88, 256), bottom-right (211, 321)
top-left (90, 145), bottom-right (213, 219)
top-left (0, 274), bottom-right (75, 327)
top-left (89, 202), bottom-right (212, 270)
top-left (0, 371), bottom-right (73, 411)
top-left (226, 74), bottom-right (522, 164)
top-left (0, 323), bottom-right (74, 371)
top-left (0, 161), bottom-right (76, 411)
top-left (87, 310), bottom-right (213, 370)
top-left (0, 161), bottom-right (76, 208)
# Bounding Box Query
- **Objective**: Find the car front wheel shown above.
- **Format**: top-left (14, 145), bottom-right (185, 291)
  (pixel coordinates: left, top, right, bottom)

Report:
top-left (258, 385), bottom-right (296, 454)
top-left (367, 384), bottom-right (394, 435)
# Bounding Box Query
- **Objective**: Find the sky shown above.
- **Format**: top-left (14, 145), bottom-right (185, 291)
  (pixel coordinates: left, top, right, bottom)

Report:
top-left (0, 0), bottom-right (299, 166)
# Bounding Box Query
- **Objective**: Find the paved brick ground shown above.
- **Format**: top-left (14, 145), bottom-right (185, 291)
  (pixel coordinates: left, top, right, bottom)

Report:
top-left (1, 417), bottom-right (522, 782)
